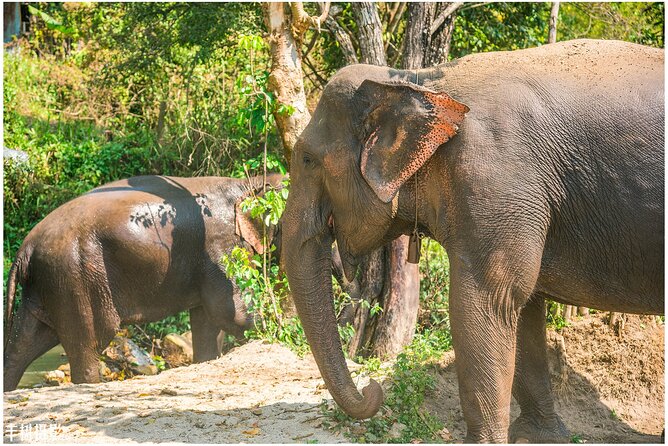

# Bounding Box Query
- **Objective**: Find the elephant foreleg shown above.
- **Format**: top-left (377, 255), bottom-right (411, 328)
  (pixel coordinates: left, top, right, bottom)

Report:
top-left (510, 293), bottom-right (569, 443)
top-left (449, 261), bottom-right (523, 443)
top-left (190, 306), bottom-right (222, 363)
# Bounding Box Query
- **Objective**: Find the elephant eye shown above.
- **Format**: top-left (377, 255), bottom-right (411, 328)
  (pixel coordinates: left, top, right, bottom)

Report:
top-left (303, 153), bottom-right (315, 168)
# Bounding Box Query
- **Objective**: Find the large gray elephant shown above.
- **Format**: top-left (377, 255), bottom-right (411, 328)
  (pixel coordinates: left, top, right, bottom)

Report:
top-left (4, 174), bottom-right (283, 391)
top-left (281, 39), bottom-right (664, 442)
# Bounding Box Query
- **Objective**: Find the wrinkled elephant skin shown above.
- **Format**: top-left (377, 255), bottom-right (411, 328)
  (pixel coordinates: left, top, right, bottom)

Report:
top-left (281, 40), bottom-right (664, 442)
top-left (4, 174), bottom-right (283, 391)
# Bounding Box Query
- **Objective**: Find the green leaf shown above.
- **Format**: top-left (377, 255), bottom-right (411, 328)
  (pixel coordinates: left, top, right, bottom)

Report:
top-left (27, 5), bottom-right (76, 36)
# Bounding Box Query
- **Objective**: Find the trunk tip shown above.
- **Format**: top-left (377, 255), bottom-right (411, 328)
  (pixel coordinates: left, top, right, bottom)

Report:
top-left (352, 378), bottom-right (384, 420)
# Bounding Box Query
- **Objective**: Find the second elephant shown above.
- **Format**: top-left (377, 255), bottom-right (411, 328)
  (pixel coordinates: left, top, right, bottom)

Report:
top-left (4, 174), bottom-right (284, 391)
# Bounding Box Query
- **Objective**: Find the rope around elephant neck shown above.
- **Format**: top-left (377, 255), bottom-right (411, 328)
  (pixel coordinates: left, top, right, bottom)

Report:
top-left (406, 69), bottom-right (423, 264)
top-left (414, 173), bottom-right (419, 233)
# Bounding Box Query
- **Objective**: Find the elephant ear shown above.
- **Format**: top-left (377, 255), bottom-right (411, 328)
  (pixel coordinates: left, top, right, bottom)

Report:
top-left (358, 80), bottom-right (469, 203)
top-left (235, 201), bottom-right (267, 255)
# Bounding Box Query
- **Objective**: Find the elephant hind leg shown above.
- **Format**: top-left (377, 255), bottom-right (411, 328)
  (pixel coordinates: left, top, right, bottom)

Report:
top-left (3, 305), bottom-right (59, 392)
top-left (60, 340), bottom-right (105, 384)
top-left (510, 293), bottom-right (570, 443)
top-left (59, 322), bottom-right (117, 385)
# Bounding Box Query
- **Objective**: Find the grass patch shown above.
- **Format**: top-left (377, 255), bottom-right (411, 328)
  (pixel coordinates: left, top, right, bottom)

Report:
top-left (321, 328), bottom-right (452, 443)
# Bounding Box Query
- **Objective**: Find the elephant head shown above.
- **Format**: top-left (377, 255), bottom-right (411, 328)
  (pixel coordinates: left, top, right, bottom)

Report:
top-left (236, 173), bottom-right (285, 257)
top-left (281, 65), bottom-right (468, 419)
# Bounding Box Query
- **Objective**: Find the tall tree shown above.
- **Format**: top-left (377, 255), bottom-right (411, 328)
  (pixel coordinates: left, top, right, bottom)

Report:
top-left (324, 5), bottom-right (358, 65)
top-left (263, 2), bottom-right (329, 162)
top-left (548, 2), bottom-right (560, 44)
top-left (351, 2), bottom-right (386, 65)
top-left (403, 2), bottom-right (463, 67)
top-left (428, 2), bottom-right (463, 65)
top-left (403, 2), bottom-right (434, 69)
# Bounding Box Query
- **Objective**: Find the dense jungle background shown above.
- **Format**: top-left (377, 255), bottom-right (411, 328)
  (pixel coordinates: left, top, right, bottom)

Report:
top-left (3, 2), bottom-right (665, 443)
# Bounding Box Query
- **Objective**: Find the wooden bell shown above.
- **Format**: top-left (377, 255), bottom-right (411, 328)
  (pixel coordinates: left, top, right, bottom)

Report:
top-left (407, 231), bottom-right (421, 264)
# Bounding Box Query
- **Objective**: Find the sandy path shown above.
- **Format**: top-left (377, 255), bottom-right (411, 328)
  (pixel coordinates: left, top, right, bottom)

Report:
top-left (4, 341), bottom-right (351, 444)
top-left (4, 315), bottom-right (663, 444)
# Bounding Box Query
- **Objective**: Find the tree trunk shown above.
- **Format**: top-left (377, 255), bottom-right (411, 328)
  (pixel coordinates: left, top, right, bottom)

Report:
top-left (347, 249), bottom-right (386, 358)
top-left (548, 2), bottom-right (560, 44)
top-left (156, 100), bottom-right (167, 146)
top-left (351, 2), bottom-right (386, 65)
top-left (324, 11), bottom-right (358, 65)
top-left (563, 305), bottom-right (574, 323)
top-left (427, 3), bottom-right (461, 65)
top-left (403, 3), bottom-right (461, 68)
top-left (4, 2), bottom-right (21, 43)
top-left (402, 2), bottom-right (434, 70)
top-left (370, 237), bottom-right (420, 358)
top-left (263, 2), bottom-right (314, 162)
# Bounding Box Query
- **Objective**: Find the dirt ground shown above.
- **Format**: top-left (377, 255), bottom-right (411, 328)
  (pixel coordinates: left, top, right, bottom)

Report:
top-left (3, 314), bottom-right (664, 443)
top-left (424, 314), bottom-right (665, 443)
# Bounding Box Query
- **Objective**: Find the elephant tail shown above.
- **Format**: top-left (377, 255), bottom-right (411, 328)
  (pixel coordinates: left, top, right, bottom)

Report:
top-left (5, 245), bottom-right (30, 342)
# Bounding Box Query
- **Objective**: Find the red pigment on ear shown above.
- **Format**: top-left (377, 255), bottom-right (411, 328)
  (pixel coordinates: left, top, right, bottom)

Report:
top-left (389, 91), bottom-right (469, 195)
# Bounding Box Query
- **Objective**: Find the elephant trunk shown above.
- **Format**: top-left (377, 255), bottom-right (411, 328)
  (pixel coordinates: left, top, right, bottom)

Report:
top-left (282, 214), bottom-right (383, 419)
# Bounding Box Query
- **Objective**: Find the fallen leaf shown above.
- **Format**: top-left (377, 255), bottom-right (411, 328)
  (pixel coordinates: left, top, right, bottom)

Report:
top-left (243, 427), bottom-right (261, 437)
top-left (438, 427), bottom-right (452, 441)
top-left (8, 395), bottom-right (29, 404)
top-left (137, 393), bottom-right (151, 397)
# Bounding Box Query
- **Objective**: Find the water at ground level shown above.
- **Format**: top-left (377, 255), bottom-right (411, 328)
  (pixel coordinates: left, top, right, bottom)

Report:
top-left (18, 345), bottom-right (68, 389)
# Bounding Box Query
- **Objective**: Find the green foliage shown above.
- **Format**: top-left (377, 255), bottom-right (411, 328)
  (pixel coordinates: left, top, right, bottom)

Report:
top-left (3, 53), bottom-right (164, 257)
top-left (4, 4), bottom-right (285, 343)
top-left (222, 245), bottom-right (309, 354)
top-left (221, 178), bottom-right (309, 354)
top-left (240, 178), bottom-right (290, 227)
top-left (27, 5), bottom-right (76, 37)
top-left (134, 312), bottom-right (191, 342)
top-left (571, 433), bottom-right (585, 443)
top-left (559, 3), bottom-right (664, 47)
top-left (546, 302), bottom-right (570, 330)
top-left (418, 240), bottom-right (451, 332)
top-left (152, 355), bottom-right (167, 372)
top-left (450, 2), bottom-right (663, 60)
top-left (323, 329), bottom-right (451, 443)
top-left (451, 2), bottom-right (551, 58)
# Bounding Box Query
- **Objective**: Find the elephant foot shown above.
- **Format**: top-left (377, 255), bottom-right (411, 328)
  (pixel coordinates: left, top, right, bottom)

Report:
top-left (509, 414), bottom-right (570, 444)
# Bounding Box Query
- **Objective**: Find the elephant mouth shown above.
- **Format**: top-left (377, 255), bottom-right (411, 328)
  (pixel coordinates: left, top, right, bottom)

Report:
top-left (328, 213), bottom-right (360, 282)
